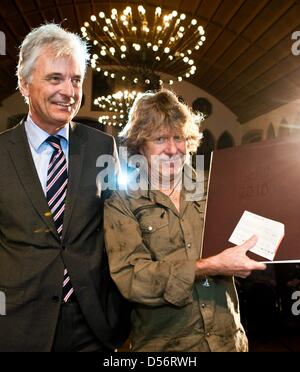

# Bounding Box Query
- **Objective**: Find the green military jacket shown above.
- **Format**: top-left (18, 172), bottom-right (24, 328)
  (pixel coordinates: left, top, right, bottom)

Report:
top-left (104, 178), bottom-right (248, 352)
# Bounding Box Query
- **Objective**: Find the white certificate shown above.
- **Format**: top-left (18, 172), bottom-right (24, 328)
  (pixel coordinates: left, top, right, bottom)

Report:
top-left (228, 211), bottom-right (285, 261)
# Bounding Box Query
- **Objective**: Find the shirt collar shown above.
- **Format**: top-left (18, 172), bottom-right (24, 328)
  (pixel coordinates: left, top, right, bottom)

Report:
top-left (24, 115), bottom-right (69, 151)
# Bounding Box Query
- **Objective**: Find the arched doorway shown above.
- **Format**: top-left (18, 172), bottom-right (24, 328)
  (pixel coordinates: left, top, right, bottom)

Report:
top-left (217, 131), bottom-right (235, 149)
top-left (197, 129), bottom-right (215, 171)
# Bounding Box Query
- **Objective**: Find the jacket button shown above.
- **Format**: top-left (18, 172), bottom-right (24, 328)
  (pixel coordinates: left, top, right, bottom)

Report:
top-left (52, 296), bottom-right (60, 303)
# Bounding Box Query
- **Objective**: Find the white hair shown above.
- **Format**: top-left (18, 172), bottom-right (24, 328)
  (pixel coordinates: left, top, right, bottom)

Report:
top-left (17, 23), bottom-right (89, 90)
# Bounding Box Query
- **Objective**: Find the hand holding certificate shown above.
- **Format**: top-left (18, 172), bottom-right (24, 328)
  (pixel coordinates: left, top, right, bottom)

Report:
top-left (201, 136), bottom-right (300, 263)
top-left (229, 211), bottom-right (285, 262)
top-left (196, 235), bottom-right (266, 279)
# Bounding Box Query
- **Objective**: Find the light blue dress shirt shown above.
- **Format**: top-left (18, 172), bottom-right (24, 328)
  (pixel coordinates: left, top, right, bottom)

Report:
top-left (24, 116), bottom-right (69, 196)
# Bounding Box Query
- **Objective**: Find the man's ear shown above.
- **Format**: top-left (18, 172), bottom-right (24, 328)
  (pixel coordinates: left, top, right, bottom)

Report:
top-left (19, 78), bottom-right (30, 98)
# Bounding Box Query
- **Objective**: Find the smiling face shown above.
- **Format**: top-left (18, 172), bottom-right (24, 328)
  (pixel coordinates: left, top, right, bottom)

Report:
top-left (20, 46), bottom-right (83, 134)
top-left (140, 127), bottom-right (187, 184)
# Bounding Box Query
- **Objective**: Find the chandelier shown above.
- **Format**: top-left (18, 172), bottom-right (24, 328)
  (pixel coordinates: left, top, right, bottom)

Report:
top-left (81, 5), bottom-right (206, 89)
top-left (94, 90), bottom-right (142, 127)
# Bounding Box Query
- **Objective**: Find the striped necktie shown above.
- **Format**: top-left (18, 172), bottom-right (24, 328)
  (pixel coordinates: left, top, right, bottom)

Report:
top-left (46, 136), bottom-right (74, 302)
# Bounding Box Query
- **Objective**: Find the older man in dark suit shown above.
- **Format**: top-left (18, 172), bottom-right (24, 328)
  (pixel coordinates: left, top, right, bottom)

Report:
top-left (0, 23), bottom-right (129, 352)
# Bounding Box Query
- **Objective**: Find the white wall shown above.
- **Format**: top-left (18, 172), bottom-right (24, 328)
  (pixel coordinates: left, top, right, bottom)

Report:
top-left (167, 78), bottom-right (241, 146)
top-left (241, 99), bottom-right (300, 142)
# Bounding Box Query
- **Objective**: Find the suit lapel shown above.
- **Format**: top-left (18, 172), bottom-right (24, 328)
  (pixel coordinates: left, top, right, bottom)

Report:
top-left (8, 122), bottom-right (59, 239)
top-left (62, 122), bottom-right (87, 240)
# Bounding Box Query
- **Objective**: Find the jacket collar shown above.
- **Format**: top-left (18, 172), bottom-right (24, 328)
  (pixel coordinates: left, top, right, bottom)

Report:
top-left (8, 119), bottom-right (87, 242)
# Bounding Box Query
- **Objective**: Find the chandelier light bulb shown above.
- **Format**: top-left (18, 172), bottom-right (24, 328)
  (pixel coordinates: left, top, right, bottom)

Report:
top-left (124, 7), bottom-right (132, 16)
top-left (138, 5), bottom-right (146, 14)
top-left (198, 26), bottom-right (205, 35)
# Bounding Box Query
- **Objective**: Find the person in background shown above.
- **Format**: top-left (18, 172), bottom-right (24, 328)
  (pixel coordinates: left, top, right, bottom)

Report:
top-left (0, 23), bottom-right (129, 352)
top-left (104, 89), bottom-right (266, 352)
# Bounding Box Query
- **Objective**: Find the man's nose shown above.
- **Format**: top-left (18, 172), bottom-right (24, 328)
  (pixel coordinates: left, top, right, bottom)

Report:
top-left (61, 79), bottom-right (75, 97)
top-left (164, 139), bottom-right (178, 155)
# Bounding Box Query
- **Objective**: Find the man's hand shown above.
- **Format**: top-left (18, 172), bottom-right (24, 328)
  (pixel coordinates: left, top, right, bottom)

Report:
top-left (195, 236), bottom-right (267, 279)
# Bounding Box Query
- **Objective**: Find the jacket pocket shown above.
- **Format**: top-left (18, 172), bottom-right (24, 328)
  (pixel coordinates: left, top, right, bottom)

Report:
top-left (139, 217), bottom-right (173, 259)
top-left (140, 218), bottom-right (169, 234)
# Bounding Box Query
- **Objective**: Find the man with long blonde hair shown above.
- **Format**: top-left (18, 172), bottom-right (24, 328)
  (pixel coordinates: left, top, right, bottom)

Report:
top-left (104, 89), bottom-right (266, 352)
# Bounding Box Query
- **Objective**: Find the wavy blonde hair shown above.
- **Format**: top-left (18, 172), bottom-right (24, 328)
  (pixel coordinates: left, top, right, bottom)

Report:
top-left (119, 89), bottom-right (202, 155)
